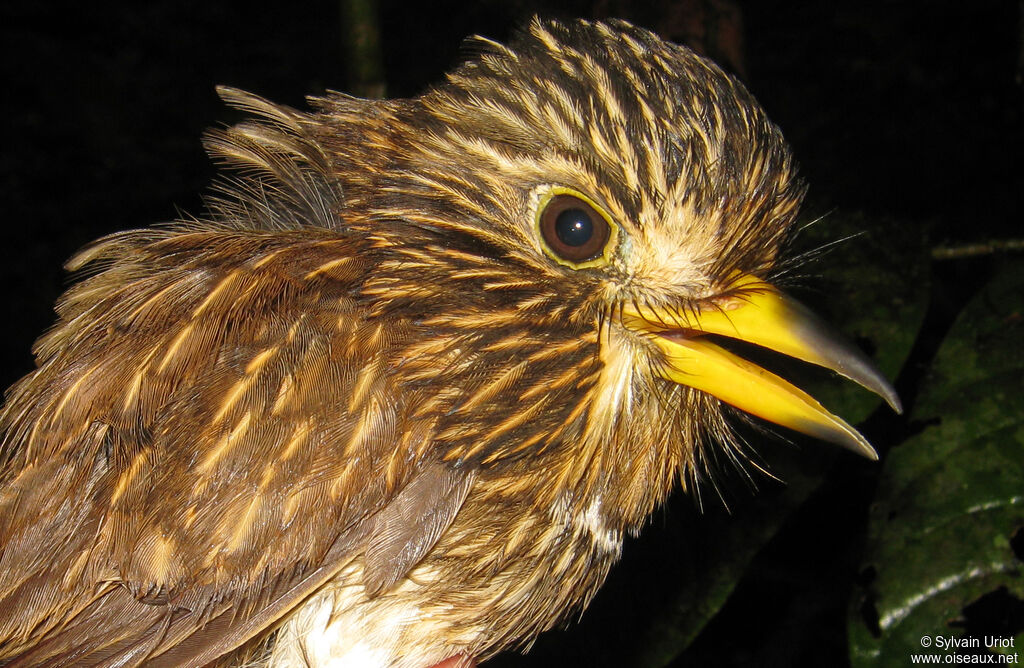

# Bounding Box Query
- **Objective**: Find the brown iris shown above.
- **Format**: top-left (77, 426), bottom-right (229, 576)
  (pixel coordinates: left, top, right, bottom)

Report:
top-left (538, 194), bottom-right (611, 264)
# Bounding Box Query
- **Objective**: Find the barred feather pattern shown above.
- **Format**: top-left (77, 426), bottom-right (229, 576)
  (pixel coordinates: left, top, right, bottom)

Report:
top-left (0, 17), bottom-right (804, 668)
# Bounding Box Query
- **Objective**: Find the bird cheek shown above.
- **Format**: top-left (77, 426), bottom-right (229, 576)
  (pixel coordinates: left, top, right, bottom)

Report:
top-left (627, 243), bottom-right (709, 299)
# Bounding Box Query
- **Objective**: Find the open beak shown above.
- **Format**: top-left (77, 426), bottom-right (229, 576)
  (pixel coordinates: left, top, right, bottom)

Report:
top-left (621, 274), bottom-right (902, 459)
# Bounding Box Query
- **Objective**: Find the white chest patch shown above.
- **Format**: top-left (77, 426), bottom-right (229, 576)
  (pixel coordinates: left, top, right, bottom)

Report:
top-left (267, 561), bottom-right (479, 668)
top-left (579, 496), bottom-right (622, 555)
top-left (551, 492), bottom-right (622, 557)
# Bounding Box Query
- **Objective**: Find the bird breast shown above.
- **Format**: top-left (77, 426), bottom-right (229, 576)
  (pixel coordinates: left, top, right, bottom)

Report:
top-left (269, 481), bottom-right (623, 667)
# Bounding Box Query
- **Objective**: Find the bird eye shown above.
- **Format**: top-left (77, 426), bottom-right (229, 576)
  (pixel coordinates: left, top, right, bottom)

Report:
top-left (537, 193), bottom-right (613, 267)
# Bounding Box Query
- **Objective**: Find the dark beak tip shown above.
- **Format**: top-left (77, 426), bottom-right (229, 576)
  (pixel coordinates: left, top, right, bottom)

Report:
top-left (847, 438), bottom-right (880, 461)
top-left (880, 386), bottom-right (903, 415)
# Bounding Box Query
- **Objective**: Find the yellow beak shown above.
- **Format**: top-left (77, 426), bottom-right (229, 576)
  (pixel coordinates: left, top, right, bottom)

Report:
top-left (622, 275), bottom-right (901, 459)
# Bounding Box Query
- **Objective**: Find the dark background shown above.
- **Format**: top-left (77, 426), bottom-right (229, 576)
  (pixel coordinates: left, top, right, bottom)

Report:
top-left (1, 1), bottom-right (1020, 666)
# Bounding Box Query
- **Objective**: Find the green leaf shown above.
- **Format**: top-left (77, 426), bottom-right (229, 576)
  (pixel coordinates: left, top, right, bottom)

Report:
top-left (850, 257), bottom-right (1024, 666)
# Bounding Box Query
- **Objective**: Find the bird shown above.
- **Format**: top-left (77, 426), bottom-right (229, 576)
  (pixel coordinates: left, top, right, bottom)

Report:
top-left (0, 17), bottom-right (901, 668)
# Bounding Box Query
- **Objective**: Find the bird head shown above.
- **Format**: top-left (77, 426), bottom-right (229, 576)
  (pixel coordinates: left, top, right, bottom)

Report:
top-left (212, 17), bottom-right (900, 526)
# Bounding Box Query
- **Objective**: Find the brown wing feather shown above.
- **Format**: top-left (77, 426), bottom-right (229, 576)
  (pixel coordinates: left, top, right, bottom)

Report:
top-left (0, 87), bottom-right (488, 666)
top-left (363, 463), bottom-right (477, 596)
top-left (0, 225), bottom-right (449, 665)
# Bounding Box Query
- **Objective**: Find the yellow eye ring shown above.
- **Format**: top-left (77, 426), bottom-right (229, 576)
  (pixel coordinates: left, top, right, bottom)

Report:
top-left (535, 187), bottom-right (618, 269)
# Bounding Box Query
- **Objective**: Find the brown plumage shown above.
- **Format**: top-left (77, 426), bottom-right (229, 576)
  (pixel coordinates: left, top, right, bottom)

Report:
top-left (0, 17), bottom-right (898, 668)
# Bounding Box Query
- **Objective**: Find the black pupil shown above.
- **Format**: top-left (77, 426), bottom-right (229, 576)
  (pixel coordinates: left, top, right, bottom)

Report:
top-left (554, 208), bottom-right (594, 247)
